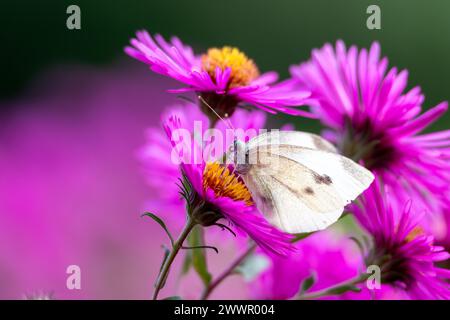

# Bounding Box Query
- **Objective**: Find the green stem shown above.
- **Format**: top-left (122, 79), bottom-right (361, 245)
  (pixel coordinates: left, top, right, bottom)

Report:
top-left (152, 218), bottom-right (197, 300)
top-left (201, 243), bottom-right (256, 300)
top-left (298, 273), bottom-right (369, 300)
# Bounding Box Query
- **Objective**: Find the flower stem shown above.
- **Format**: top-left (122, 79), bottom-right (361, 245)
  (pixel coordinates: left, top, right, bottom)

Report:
top-left (201, 243), bottom-right (256, 300)
top-left (152, 218), bottom-right (197, 300)
top-left (298, 273), bottom-right (369, 300)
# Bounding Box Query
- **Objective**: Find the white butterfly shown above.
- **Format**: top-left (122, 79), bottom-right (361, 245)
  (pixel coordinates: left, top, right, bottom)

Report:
top-left (226, 131), bottom-right (374, 234)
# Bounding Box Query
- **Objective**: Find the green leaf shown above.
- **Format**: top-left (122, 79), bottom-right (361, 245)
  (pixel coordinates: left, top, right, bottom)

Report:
top-left (181, 250), bottom-right (192, 275)
top-left (163, 296), bottom-right (182, 300)
top-left (299, 273), bottom-right (317, 295)
top-left (157, 245), bottom-right (171, 289)
top-left (142, 212), bottom-right (175, 247)
top-left (235, 254), bottom-right (270, 282)
top-left (188, 226), bottom-right (212, 286)
top-left (327, 285), bottom-right (362, 295)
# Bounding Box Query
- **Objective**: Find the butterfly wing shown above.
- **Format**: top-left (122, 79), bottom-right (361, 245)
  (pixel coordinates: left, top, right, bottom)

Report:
top-left (241, 132), bottom-right (374, 234)
top-left (246, 130), bottom-right (338, 153)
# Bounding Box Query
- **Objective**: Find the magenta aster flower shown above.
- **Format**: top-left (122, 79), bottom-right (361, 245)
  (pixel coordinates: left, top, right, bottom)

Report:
top-left (290, 41), bottom-right (450, 225)
top-left (163, 114), bottom-right (294, 255)
top-left (125, 30), bottom-right (314, 118)
top-left (353, 182), bottom-right (450, 299)
top-left (139, 102), bottom-right (266, 228)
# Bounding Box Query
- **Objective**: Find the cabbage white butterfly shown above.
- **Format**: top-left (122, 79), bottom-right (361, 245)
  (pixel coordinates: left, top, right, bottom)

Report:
top-left (227, 131), bottom-right (374, 234)
top-left (197, 95), bottom-right (374, 234)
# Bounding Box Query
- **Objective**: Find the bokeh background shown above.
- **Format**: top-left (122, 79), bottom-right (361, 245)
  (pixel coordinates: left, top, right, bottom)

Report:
top-left (0, 0), bottom-right (449, 299)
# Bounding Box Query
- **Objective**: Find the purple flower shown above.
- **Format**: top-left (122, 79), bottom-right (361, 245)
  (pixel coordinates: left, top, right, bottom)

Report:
top-left (0, 65), bottom-right (210, 299)
top-left (163, 114), bottom-right (294, 255)
top-left (138, 103), bottom-right (266, 228)
top-left (353, 182), bottom-right (450, 299)
top-left (291, 41), bottom-right (450, 230)
top-left (125, 31), bottom-right (314, 118)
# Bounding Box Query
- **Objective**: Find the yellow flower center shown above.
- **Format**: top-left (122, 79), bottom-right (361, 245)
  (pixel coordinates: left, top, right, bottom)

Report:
top-left (201, 47), bottom-right (260, 88)
top-left (405, 226), bottom-right (424, 243)
top-left (203, 162), bottom-right (253, 206)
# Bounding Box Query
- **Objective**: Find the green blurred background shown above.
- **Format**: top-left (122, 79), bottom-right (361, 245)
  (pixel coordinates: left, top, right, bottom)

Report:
top-left (1, 0), bottom-right (449, 131)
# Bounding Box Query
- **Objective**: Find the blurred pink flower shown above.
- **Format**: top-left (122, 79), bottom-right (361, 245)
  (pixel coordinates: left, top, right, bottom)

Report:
top-left (250, 230), bottom-right (365, 300)
top-left (0, 64), bottom-right (247, 299)
top-left (439, 205), bottom-right (450, 251)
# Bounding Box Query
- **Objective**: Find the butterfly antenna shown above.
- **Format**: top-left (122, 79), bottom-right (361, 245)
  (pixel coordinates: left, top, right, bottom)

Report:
top-left (197, 95), bottom-right (241, 176)
top-left (198, 95), bottom-right (235, 131)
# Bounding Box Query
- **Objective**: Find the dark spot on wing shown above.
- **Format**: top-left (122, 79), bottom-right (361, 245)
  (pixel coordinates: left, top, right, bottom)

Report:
top-left (303, 187), bottom-right (314, 195)
top-left (314, 173), bottom-right (333, 185)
